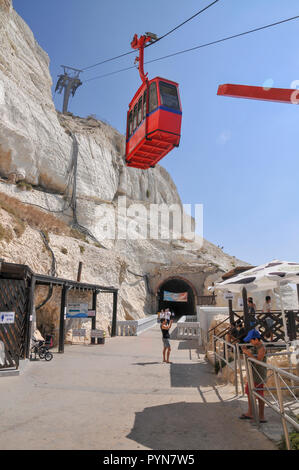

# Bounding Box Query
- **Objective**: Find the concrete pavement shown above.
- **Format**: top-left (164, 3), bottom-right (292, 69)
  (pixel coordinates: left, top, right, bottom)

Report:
top-left (0, 324), bottom-right (276, 450)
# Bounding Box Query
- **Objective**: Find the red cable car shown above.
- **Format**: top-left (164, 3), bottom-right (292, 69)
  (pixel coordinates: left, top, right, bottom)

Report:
top-left (125, 33), bottom-right (182, 170)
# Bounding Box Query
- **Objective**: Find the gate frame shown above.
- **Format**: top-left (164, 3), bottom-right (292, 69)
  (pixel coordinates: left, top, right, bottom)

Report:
top-left (0, 262), bottom-right (118, 367)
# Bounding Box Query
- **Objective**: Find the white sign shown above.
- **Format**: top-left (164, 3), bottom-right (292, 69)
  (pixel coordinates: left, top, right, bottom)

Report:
top-left (0, 312), bottom-right (15, 324)
top-left (66, 303), bottom-right (89, 318)
top-left (91, 329), bottom-right (104, 338)
top-left (224, 292), bottom-right (234, 300)
top-left (88, 310), bottom-right (96, 317)
top-left (238, 298), bottom-right (244, 308)
top-left (72, 329), bottom-right (86, 337)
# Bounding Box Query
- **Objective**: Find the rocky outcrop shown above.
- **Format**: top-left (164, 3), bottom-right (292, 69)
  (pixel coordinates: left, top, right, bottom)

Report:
top-left (0, 3), bottom-right (181, 206)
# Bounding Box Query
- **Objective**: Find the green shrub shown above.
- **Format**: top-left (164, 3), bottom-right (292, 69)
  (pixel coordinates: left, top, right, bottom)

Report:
top-left (61, 247), bottom-right (68, 255)
top-left (278, 431), bottom-right (299, 450)
top-left (278, 415), bottom-right (299, 450)
top-left (79, 245), bottom-right (85, 254)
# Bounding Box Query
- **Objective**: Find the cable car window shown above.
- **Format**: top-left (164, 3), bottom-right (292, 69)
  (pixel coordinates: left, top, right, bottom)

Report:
top-left (159, 81), bottom-right (180, 110)
top-left (143, 90), bottom-right (147, 118)
top-left (137, 96), bottom-right (142, 125)
top-left (149, 82), bottom-right (158, 113)
top-left (133, 104), bottom-right (138, 130)
top-left (128, 110), bottom-right (133, 137)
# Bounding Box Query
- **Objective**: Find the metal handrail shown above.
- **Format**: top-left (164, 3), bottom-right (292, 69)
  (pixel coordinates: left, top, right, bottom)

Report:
top-left (212, 334), bottom-right (289, 396)
top-left (212, 335), bottom-right (238, 395)
top-left (246, 355), bottom-right (299, 450)
top-left (236, 342), bottom-right (288, 396)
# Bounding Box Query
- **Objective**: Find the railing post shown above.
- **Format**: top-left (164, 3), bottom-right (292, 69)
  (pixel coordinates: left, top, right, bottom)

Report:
top-left (212, 335), bottom-right (216, 366)
top-left (225, 341), bottom-right (229, 383)
top-left (234, 346), bottom-right (238, 395)
top-left (237, 345), bottom-right (245, 396)
top-left (246, 357), bottom-right (259, 426)
top-left (219, 339), bottom-right (223, 375)
top-left (273, 370), bottom-right (291, 450)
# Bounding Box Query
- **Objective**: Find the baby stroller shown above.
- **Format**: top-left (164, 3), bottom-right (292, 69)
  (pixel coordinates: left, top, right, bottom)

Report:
top-left (30, 334), bottom-right (53, 361)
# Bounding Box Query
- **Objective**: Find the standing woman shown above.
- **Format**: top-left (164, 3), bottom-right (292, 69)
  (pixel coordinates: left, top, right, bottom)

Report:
top-left (161, 319), bottom-right (173, 363)
top-left (247, 297), bottom-right (257, 327)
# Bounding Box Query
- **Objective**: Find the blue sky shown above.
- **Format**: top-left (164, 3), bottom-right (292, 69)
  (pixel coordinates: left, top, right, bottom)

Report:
top-left (13, 0), bottom-right (299, 266)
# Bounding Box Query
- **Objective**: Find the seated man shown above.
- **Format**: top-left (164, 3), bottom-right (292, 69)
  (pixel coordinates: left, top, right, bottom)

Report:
top-left (227, 321), bottom-right (239, 343)
top-left (227, 320), bottom-right (246, 344)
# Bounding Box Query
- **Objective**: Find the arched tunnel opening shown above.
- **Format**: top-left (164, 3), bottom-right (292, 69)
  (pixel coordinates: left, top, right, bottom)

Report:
top-left (157, 278), bottom-right (196, 319)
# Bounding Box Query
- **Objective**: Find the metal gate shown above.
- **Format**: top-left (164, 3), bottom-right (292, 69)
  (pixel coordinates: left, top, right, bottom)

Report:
top-left (0, 278), bottom-right (30, 370)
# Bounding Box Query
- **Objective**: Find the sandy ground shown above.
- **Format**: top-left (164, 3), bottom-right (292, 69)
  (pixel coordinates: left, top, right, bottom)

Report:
top-left (0, 325), bottom-right (276, 450)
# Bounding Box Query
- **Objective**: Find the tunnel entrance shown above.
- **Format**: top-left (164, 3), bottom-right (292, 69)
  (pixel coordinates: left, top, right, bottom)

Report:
top-left (157, 278), bottom-right (196, 318)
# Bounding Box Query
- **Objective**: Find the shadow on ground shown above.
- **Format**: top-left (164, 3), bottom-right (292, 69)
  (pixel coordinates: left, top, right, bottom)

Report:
top-left (177, 339), bottom-right (199, 350)
top-left (126, 401), bottom-right (272, 450)
top-left (170, 362), bottom-right (216, 388)
top-left (132, 362), bottom-right (161, 366)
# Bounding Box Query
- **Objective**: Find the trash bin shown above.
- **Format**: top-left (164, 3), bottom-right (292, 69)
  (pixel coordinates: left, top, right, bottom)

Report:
top-left (97, 337), bottom-right (105, 345)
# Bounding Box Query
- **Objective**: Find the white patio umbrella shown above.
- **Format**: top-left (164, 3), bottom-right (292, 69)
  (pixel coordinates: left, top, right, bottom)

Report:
top-left (213, 260), bottom-right (299, 344)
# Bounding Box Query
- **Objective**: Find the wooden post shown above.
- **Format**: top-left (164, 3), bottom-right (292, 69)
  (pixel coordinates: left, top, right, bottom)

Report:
top-left (25, 275), bottom-right (36, 359)
top-left (228, 299), bottom-right (234, 325)
top-left (58, 285), bottom-right (68, 353)
top-left (242, 287), bottom-right (250, 332)
top-left (91, 290), bottom-right (97, 345)
top-left (77, 262), bottom-right (83, 282)
top-left (111, 291), bottom-right (118, 337)
top-left (287, 311), bottom-right (296, 341)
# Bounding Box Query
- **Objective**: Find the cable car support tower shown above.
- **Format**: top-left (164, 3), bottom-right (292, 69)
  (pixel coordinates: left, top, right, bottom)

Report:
top-left (55, 65), bottom-right (83, 114)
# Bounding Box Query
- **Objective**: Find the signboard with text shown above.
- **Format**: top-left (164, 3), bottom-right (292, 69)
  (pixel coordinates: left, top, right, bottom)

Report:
top-left (66, 303), bottom-right (89, 318)
top-left (0, 312), bottom-right (15, 324)
top-left (72, 329), bottom-right (86, 337)
top-left (224, 292), bottom-right (234, 300)
top-left (91, 330), bottom-right (104, 338)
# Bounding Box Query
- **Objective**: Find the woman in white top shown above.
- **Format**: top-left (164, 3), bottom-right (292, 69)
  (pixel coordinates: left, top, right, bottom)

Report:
top-left (263, 296), bottom-right (274, 341)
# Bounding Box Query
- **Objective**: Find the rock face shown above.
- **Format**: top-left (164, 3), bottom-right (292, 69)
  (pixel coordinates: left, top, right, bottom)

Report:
top-left (0, 3), bottom-right (296, 339)
top-left (0, 2), bottom-right (181, 206)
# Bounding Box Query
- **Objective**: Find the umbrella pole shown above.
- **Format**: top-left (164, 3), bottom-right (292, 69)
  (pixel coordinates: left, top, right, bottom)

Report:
top-left (278, 283), bottom-right (290, 349)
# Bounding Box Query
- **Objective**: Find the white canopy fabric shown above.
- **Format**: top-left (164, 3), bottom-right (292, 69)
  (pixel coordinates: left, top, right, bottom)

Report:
top-left (213, 260), bottom-right (299, 345)
top-left (214, 260), bottom-right (299, 294)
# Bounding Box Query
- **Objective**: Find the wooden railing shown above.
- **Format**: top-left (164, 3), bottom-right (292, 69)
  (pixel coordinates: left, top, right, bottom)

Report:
top-left (207, 310), bottom-right (299, 344)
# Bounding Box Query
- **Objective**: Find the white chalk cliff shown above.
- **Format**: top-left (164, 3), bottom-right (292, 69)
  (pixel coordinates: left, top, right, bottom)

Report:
top-left (0, 1), bottom-right (295, 335)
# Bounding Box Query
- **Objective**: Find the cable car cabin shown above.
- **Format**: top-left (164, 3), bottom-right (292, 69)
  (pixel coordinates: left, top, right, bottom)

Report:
top-left (125, 77), bottom-right (182, 170)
